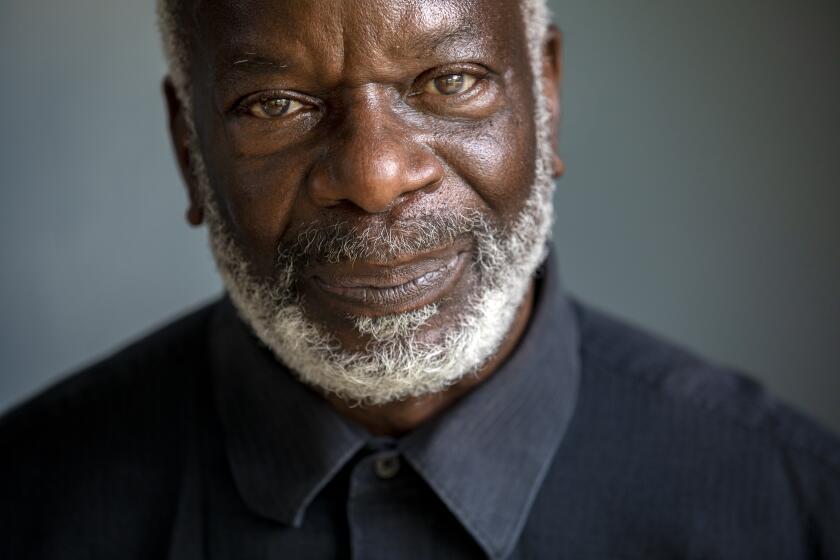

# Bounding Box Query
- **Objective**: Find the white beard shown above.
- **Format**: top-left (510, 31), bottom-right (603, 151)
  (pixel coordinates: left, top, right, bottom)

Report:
top-left (192, 2), bottom-right (556, 405)
top-left (196, 131), bottom-right (554, 405)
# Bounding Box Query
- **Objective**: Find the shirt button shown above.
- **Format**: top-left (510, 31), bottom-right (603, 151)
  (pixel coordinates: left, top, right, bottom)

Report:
top-left (373, 454), bottom-right (401, 480)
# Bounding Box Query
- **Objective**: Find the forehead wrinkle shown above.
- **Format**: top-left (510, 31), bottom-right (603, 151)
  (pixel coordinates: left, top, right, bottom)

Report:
top-left (202, 0), bottom-right (350, 87)
top-left (397, 0), bottom-right (470, 34)
top-left (337, 0), bottom-right (495, 78)
top-left (159, 0), bottom-right (541, 96)
top-left (192, 0), bottom-right (529, 96)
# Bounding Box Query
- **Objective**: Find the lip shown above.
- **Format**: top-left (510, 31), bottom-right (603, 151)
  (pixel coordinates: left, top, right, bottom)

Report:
top-left (306, 244), bottom-right (471, 316)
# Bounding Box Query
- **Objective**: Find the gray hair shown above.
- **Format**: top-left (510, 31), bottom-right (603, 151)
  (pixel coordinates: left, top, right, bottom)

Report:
top-left (159, 0), bottom-right (559, 405)
top-left (156, 0), bottom-right (551, 119)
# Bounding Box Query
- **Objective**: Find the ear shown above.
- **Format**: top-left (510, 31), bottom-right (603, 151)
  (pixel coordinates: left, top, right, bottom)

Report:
top-left (540, 26), bottom-right (565, 178)
top-left (163, 77), bottom-right (204, 226)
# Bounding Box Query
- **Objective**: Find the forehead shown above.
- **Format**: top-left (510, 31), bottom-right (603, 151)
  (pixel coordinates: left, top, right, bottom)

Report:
top-left (192, 0), bottom-right (527, 81)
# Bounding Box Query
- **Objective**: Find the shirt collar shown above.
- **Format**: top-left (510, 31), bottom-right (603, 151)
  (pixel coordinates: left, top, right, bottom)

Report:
top-left (210, 250), bottom-right (580, 557)
top-left (400, 252), bottom-right (580, 559)
top-left (210, 300), bottom-right (367, 527)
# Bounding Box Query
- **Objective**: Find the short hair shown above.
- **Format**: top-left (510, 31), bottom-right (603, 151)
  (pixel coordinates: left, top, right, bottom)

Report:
top-left (156, 0), bottom-right (551, 118)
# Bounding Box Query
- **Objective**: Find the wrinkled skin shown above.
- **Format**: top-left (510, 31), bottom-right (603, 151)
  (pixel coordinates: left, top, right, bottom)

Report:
top-left (164, 0), bottom-right (563, 434)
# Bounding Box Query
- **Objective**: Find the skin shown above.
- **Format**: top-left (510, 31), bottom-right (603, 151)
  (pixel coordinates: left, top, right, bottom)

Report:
top-left (164, 0), bottom-right (564, 436)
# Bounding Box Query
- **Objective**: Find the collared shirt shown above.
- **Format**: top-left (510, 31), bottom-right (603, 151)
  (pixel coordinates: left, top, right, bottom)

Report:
top-left (2, 253), bottom-right (839, 559)
top-left (207, 252), bottom-right (580, 560)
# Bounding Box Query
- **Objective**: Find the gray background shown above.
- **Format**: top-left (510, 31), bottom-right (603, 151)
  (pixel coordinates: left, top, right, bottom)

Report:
top-left (1, 1), bottom-right (838, 432)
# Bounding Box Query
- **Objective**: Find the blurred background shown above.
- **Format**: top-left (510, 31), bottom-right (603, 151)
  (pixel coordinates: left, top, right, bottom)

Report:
top-left (1, 0), bottom-right (838, 432)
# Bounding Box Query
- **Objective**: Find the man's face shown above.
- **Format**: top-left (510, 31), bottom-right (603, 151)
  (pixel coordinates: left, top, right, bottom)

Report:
top-left (171, 0), bottom-right (560, 403)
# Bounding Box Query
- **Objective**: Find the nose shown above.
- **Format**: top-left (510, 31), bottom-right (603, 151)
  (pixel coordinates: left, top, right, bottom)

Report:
top-left (307, 95), bottom-right (444, 214)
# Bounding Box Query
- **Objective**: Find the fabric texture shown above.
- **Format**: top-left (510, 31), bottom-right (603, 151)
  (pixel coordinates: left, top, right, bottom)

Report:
top-left (2, 254), bottom-right (839, 559)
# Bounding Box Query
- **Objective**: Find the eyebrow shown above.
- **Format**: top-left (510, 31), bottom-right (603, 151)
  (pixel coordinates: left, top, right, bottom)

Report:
top-left (212, 50), bottom-right (295, 94)
top-left (409, 24), bottom-right (487, 59)
top-left (224, 53), bottom-right (291, 72)
top-left (214, 23), bottom-right (489, 89)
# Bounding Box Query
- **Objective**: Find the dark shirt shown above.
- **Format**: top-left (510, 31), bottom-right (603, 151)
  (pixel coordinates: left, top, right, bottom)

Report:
top-left (2, 254), bottom-right (839, 559)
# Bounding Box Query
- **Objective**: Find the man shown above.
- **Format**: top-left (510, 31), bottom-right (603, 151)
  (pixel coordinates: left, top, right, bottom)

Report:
top-left (1, 0), bottom-right (838, 558)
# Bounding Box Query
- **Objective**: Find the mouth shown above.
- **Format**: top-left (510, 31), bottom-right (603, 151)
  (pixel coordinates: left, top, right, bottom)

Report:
top-left (305, 243), bottom-right (471, 316)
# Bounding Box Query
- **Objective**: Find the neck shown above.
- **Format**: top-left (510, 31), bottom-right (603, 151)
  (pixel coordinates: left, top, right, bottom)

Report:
top-left (325, 282), bottom-right (536, 437)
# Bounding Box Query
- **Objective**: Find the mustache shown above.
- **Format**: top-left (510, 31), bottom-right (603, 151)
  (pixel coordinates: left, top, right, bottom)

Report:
top-left (277, 210), bottom-right (491, 265)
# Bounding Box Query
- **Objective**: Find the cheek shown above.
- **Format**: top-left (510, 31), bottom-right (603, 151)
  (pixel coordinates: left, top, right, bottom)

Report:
top-left (435, 108), bottom-right (536, 221)
top-left (204, 127), bottom-right (309, 273)
top-left (192, 79), bottom-right (316, 276)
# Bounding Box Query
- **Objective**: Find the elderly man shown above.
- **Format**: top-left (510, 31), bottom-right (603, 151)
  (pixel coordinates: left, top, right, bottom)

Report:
top-left (2, 0), bottom-right (838, 558)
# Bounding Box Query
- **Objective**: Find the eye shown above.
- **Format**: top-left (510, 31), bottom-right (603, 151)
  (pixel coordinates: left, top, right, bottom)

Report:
top-left (424, 73), bottom-right (478, 96)
top-left (247, 96), bottom-right (307, 119)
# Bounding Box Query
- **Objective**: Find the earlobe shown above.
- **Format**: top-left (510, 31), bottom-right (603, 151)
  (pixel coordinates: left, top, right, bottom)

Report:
top-left (162, 76), bottom-right (205, 227)
top-left (186, 203), bottom-right (204, 226)
top-left (552, 155), bottom-right (566, 178)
